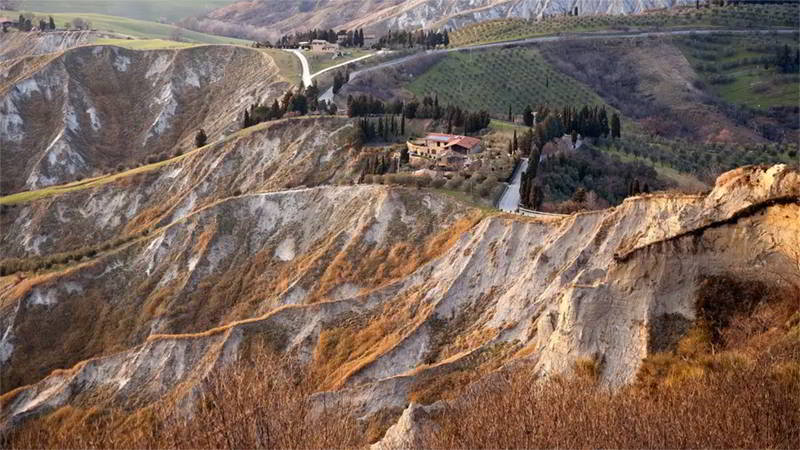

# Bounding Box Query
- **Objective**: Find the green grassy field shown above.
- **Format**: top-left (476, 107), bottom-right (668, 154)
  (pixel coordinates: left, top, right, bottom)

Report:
top-left (408, 47), bottom-right (610, 116)
top-left (675, 32), bottom-right (800, 109)
top-left (14, 0), bottom-right (233, 23)
top-left (3, 10), bottom-right (249, 45)
top-left (93, 38), bottom-right (199, 50)
top-left (306, 49), bottom-right (374, 74)
top-left (450, 4), bottom-right (800, 47)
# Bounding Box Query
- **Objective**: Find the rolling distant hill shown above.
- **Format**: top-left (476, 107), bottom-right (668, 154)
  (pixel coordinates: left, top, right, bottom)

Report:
top-left (12, 0), bottom-right (235, 23)
top-left (190, 0), bottom-right (695, 41)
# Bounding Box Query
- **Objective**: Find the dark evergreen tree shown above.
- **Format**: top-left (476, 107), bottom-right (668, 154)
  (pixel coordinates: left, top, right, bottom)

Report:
top-left (49, 16), bottom-right (55, 30)
top-left (611, 113), bottom-right (621, 139)
top-left (195, 129), bottom-right (208, 148)
top-left (512, 129), bottom-right (518, 152)
top-left (523, 105), bottom-right (534, 127)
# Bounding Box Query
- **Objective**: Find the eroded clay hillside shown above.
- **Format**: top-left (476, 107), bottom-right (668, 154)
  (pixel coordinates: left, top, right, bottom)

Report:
top-left (0, 31), bottom-right (120, 62)
top-left (197, 0), bottom-right (692, 39)
top-left (2, 163), bottom-right (797, 435)
top-left (0, 117), bottom-right (364, 259)
top-left (0, 44), bottom-right (286, 194)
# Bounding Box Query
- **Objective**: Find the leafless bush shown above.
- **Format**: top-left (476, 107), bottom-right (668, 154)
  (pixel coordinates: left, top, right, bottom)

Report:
top-left (423, 358), bottom-right (799, 449)
top-left (9, 352), bottom-right (360, 449)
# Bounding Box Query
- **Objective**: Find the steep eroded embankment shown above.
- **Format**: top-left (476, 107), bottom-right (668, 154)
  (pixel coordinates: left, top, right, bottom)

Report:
top-left (1, 165), bottom-right (797, 434)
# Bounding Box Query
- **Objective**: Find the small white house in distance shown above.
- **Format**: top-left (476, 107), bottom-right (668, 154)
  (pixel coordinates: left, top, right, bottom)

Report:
top-left (311, 39), bottom-right (339, 53)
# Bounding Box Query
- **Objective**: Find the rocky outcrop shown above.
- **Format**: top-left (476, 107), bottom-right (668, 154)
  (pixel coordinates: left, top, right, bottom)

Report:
top-left (2, 165), bottom-right (797, 434)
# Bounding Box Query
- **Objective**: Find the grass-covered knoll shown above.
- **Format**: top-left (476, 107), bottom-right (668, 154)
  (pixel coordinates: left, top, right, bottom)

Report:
top-left (676, 31), bottom-right (800, 110)
top-left (408, 47), bottom-right (608, 116)
top-left (450, 4), bottom-right (800, 46)
top-left (17, 0), bottom-right (234, 24)
top-left (260, 49), bottom-right (303, 86)
top-left (2, 10), bottom-right (249, 45)
top-left (93, 38), bottom-right (199, 50)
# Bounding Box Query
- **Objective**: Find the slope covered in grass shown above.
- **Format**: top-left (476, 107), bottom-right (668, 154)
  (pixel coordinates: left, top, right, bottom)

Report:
top-left (18, 0), bottom-right (234, 23)
top-left (408, 47), bottom-right (608, 116)
top-left (2, 10), bottom-right (249, 45)
top-left (676, 31), bottom-right (800, 110)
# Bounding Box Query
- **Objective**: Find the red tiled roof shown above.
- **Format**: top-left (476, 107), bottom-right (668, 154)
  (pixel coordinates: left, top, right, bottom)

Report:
top-left (451, 136), bottom-right (481, 149)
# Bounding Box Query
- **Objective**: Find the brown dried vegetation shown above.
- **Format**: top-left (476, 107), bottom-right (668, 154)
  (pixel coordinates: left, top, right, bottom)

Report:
top-left (7, 351), bottom-right (360, 449)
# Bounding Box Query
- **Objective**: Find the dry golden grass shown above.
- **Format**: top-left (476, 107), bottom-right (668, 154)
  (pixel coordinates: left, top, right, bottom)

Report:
top-left (422, 357), bottom-right (799, 449)
top-left (422, 277), bottom-right (800, 449)
top-left (7, 351), bottom-right (361, 449)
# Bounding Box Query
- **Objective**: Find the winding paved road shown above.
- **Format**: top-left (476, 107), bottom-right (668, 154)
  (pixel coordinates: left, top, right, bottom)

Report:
top-left (286, 49), bottom-right (382, 89)
top-left (498, 158), bottom-right (529, 213)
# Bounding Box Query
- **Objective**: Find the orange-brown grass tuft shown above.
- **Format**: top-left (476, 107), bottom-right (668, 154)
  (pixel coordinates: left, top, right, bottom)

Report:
top-left (6, 351), bottom-right (361, 449)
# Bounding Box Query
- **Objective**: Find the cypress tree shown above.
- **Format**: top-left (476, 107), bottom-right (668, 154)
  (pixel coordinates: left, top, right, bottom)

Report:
top-left (523, 105), bottom-right (534, 127)
top-left (611, 113), bottom-right (621, 139)
top-left (512, 129), bottom-right (518, 152)
top-left (195, 129), bottom-right (208, 148)
top-left (49, 16), bottom-right (55, 30)
top-left (243, 109), bottom-right (251, 129)
top-left (400, 113), bottom-right (405, 135)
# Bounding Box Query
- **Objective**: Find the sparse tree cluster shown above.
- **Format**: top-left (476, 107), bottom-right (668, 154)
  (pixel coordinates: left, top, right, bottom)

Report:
top-left (517, 105), bottom-right (621, 209)
top-left (774, 44), bottom-right (800, 73)
top-left (357, 115), bottom-right (404, 142)
top-left (378, 29), bottom-right (449, 49)
top-left (275, 28), bottom-right (366, 48)
top-left (349, 94), bottom-right (490, 142)
top-left (242, 85), bottom-right (338, 130)
top-left (332, 69), bottom-right (350, 94)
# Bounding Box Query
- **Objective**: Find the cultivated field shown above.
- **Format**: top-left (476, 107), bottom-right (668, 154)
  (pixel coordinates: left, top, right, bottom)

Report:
top-left (450, 4), bottom-right (800, 47)
top-left (408, 47), bottom-right (608, 116)
top-left (676, 31), bottom-right (800, 109)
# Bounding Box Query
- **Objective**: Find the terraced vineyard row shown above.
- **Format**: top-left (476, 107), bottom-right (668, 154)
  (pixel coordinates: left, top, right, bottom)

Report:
top-left (675, 31), bottom-right (800, 109)
top-left (451, 4), bottom-right (800, 47)
top-left (408, 47), bottom-right (609, 116)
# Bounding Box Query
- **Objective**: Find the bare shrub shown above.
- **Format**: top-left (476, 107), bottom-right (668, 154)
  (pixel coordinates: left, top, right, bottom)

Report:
top-left (423, 357), bottom-right (799, 449)
top-left (9, 352), bottom-right (360, 449)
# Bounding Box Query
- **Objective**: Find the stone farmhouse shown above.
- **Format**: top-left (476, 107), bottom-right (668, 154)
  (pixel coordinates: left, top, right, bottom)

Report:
top-left (407, 133), bottom-right (482, 158)
top-left (311, 39), bottom-right (339, 53)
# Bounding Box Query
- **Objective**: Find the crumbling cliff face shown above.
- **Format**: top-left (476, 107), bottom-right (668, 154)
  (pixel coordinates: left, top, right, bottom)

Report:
top-left (2, 164), bottom-right (797, 434)
top-left (0, 44), bottom-right (286, 194)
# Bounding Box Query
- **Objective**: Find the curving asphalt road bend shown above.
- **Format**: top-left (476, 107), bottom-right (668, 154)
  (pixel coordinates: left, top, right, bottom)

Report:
top-left (286, 49), bottom-right (382, 90)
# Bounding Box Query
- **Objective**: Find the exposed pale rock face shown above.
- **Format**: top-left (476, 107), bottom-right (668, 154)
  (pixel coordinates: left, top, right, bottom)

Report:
top-left (0, 44), bottom-right (286, 194)
top-left (1, 165), bottom-right (797, 435)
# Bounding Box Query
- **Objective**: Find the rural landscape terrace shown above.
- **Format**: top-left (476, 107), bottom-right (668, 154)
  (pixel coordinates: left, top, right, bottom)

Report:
top-left (0, 0), bottom-right (798, 448)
